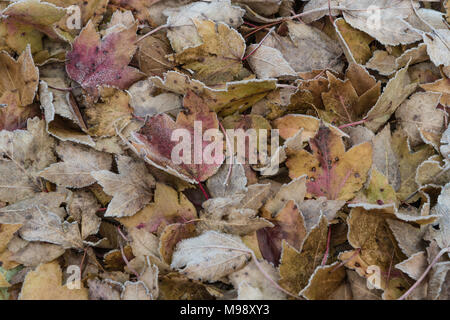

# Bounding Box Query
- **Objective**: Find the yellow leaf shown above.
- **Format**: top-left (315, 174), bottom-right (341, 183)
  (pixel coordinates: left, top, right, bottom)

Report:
top-left (20, 261), bottom-right (88, 300)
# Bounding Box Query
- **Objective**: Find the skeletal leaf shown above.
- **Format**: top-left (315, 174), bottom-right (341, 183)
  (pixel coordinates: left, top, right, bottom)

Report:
top-left (171, 231), bottom-right (252, 282)
top-left (91, 156), bottom-right (156, 217)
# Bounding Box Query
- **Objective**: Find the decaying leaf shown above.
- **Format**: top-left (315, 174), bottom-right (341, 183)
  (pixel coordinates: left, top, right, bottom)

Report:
top-left (279, 215), bottom-right (329, 295)
top-left (92, 155), bottom-right (155, 217)
top-left (65, 20), bottom-right (144, 96)
top-left (287, 124), bottom-right (372, 200)
top-left (0, 118), bottom-right (56, 203)
top-left (130, 90), bottom-right (224, 183)
top-left (171, 230), bottom-right (252, 282)
top-left (0, 46), bottom-right (39, 131)
top-left (1, 0), bottom-right (448, 302)
top-left (39, 141), bottom-right (112, 188)
top-left (20, 261), bottom-right (88, 300)
top-left (168, 19), bottom-right (247, 86)
top-left (118, 182), bottom-right (196, 234)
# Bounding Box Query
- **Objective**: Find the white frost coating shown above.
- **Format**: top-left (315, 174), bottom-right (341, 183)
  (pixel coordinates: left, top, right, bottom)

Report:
top-left (171, 230), bottom-right (252, 282)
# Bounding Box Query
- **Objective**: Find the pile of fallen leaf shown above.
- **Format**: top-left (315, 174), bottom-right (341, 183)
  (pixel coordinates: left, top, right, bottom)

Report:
top-left (0, 0), bottom-right (449, 300)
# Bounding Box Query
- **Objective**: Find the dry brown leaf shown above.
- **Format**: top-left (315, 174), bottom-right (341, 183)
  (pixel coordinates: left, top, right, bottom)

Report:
top-left (92, 155), bottom-right (156, 217)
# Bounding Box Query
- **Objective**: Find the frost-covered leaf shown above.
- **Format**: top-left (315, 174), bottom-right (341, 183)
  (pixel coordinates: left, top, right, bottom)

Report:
top-left (20, 261), bottom-right (88, 300)
top-left (39, 141), bottom-right (112, 188)
top-left (0, 46), bottom-right (39, 131)
top-left (130, 90), bottom-right (223, 183)
top-left (165, 0), bottom-right (245, 52)
top-left (65, 20), bottom-right (144, 96)
top-left (92, 155), bottom-right (155, 217)
top-left (287, 124), bottom-right (372, 201)
top-left (171, 230), bottom-right (252, 282)
top-left (0, 118), bottom-right (55, 202)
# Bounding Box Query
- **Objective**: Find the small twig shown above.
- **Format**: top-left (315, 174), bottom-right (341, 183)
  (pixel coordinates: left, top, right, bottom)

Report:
top-left (385, 249), bottom-right (395, 289)
top-left (47, 84), bottom-right (74, 92)
top-left (136, 24), bottom-right (169, 43)
top-left (79, 247), bottom-right (88, 275)
top-left (327, 0), bottom-right (335, 24)
top-left (195, 178), bottom-right (210, 200)
top-left (243, 21), bottom-right (258, 28)
top-left (118, 237), bottom-right (140, 279)
top-left (338, 119), bottom-right (368, 129)
top-left (117, 226), bottom-right (129, 242)
top-left (398, 247), bottom-right (450, 300)
top-left (242, 27), bottom-right (275, 61)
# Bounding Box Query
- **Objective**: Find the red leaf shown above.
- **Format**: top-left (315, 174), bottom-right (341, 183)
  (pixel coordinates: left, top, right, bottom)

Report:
top-left (130, 90), bottom-right (224, 183)
top-left (257, 200), bottom-right (307, 266)
top-left (65, 20), bottom-right (144, 97)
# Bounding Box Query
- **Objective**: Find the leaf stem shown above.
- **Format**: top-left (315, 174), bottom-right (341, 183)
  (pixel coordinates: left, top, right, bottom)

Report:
top-left (398, 247), bottom-right (450, 300)
top-left (136, 24), bottom-right (169, 43)
top-left (242, 27), bottom-right (275, 61)
top-left (338, 119), bottom-right (368, 129)
top-left (321, 226), bottom-right (332, 266)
